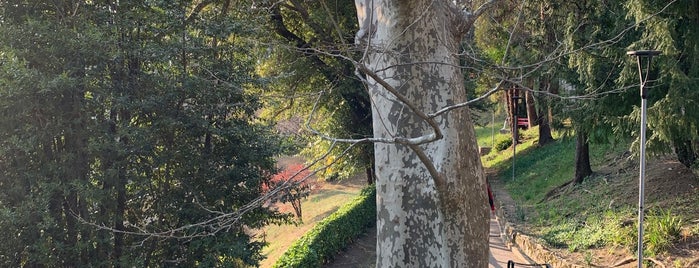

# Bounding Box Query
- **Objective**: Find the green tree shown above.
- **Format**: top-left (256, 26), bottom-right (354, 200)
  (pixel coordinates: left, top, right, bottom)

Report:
top-left (0, 1), bottom-right (290, 266)
top-left (622, 0), bottom-right (699, 167)
top-left (255, 1), bottom-right (375, 183)
top-left (562, 0), bottom-right (639, 184)
top-left (473, 0), bottom-right (558, 146)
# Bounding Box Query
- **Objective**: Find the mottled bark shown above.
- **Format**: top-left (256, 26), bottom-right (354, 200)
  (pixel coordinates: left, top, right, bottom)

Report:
top-left (356, 0), bottom-right (489, 266)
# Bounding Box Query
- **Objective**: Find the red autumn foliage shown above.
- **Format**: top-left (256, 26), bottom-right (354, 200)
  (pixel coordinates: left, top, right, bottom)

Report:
top-left (263, 164), bottom-right (313, 192)
top-left (263, 164), bottom-right (315, 219)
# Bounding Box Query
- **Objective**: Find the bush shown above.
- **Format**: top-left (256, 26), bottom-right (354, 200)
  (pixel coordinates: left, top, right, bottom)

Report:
top-left (494, 137), bottom-right (513, 152)
top-left (644, 209), bottom-right (682, 256)
top-left (273, 185), bottom-right (376, 268)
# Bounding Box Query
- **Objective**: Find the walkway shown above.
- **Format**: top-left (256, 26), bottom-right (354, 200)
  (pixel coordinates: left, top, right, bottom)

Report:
top-left (489, 212), bottom-right (531, 268)
top-left (324, 214), bottom-right (532, 267)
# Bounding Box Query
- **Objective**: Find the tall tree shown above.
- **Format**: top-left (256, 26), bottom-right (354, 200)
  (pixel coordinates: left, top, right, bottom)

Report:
top-left (623, 0), bottom-right (699, 167)
top-left (473, 0), bottom-right (558, 146)
top-left (563, 0), bottom-right (637, 184)
top-left (0, 1), bottom-right (290, 266)
top-left (355, 0), bottom-right (494, 265)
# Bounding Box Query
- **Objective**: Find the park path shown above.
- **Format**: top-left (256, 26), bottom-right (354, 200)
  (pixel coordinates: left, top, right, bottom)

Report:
top-left (324, 209), bottom-right (532, 267)
top-left (488, 212), bottom-right (531, 268)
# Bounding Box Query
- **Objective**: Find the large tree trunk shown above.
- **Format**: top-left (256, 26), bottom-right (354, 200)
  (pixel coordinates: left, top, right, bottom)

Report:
top-left (573, 130), bottom-right (592, 184)
top-left (356, 1), bottom-right (489, 266)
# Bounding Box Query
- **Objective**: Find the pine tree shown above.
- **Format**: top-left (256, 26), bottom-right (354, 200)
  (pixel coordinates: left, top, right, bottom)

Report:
top-left (623, 0), bottom-right (699, 167)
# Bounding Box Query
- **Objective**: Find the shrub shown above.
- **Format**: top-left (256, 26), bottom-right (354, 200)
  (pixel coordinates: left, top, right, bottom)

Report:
top-left (644, 209), bottom-right (682, 256)
top-left (273, 185), bottom-right (376, 268)
top-left (494, 137), bottom-right (513, 152)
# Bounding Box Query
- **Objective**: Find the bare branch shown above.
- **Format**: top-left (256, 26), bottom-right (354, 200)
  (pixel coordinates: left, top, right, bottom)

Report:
top-left (458, 0), bottom-right (500, 33)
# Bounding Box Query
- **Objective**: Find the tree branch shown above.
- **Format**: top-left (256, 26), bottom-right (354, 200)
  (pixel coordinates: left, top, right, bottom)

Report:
top-left (455, 0), bottom-right (500, 34)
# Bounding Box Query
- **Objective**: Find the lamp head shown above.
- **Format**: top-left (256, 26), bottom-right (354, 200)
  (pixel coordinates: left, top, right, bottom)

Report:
top-left (627, 50), bottom-right (661, 57)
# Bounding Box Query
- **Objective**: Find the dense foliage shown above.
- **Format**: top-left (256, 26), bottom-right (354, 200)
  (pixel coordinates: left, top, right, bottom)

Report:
top-left (0, 0), bottom-right (696, 266)
top-left (474, 0), bottom-right (698, 178)
top-left (0, 1), bottom-right (290, 266)
top-left (254, 1), bottom-right (375, 182)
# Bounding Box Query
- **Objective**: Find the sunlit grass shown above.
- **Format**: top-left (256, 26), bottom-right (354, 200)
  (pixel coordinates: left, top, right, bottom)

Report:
top-left (474, 121), bottom-right (509, 149)
top-left (474, 122), bottom-right (695, 258)
top-left (257, 182), bottom-right (364, 268)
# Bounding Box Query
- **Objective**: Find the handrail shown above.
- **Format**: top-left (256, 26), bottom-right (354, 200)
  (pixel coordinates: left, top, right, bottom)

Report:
top-left (507, 260), bottom-right (551, 268)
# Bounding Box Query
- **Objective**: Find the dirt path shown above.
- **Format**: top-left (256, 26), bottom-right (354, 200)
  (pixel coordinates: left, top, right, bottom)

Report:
top-left (322, 226), bottom-right (376, 267)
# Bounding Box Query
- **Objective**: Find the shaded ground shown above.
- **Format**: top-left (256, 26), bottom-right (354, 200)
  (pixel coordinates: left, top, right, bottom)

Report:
top-left (514, 154), bottom-right (699, 267)
top-left (322, 225), bottom-right (375, 267)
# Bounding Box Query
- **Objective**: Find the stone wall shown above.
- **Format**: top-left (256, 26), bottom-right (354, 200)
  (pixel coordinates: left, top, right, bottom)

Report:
top-left (495, 198), bottom-right (584, 268)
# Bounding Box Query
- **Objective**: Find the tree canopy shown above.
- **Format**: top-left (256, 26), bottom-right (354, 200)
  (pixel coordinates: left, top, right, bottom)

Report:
top-left (0, 1), bottom-right (290, 266)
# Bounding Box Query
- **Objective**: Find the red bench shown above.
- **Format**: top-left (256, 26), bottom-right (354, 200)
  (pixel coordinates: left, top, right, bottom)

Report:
top-left (516, 118), bottom-right (529, 129)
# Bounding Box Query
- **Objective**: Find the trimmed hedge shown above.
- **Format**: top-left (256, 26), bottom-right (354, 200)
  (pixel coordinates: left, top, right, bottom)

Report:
top-left (273, 185), bottom-right (376, 268)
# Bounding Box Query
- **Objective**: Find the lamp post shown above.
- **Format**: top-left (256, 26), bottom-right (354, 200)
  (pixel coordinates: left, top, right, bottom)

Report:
top-left (627, 49), bottom-right (660, 268)
top-left (511, 89), bottom-right (522, 182)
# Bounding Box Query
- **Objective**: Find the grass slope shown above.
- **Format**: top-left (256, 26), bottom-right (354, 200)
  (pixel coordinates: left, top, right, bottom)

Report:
top-left (479, 123), bottom-right (699, 266)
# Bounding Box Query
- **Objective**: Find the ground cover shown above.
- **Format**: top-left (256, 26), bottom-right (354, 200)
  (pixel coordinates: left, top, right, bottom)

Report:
top-left (483, 124), bottom-right (699, 267)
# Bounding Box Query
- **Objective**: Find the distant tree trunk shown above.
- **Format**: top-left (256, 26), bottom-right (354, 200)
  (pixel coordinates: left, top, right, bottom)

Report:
top-left (536, 78), bottom-right (554, 146)
top-left (573, 130), bottom-right (592, 184)
top-left (507, 88), bottom-right (519, 142)
top-left (674, 139), bottom-right (697, 168)
top-left (356, 0), bottom-right (490, 266)
top-left (525, 90), bottom-right (538, 127)
top-left (548, 78), bottom-right (559, 128)
top-left (503, 89), bottom-right (515, 133)
top-left (291, 199), bottom-right (303, 219)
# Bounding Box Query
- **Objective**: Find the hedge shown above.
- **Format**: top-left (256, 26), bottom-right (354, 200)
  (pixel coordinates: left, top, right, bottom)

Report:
top-left (272, 185), bottom-right (376, 268)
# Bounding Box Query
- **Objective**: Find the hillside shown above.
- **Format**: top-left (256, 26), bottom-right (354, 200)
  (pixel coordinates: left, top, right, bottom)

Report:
top-left (483, 126), bottom-right (699, 267)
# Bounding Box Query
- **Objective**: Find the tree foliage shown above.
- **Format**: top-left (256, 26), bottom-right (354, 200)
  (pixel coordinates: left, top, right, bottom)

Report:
top-left (0, 1), bottom-right (290, 266)
top-left (254, 0), bottom-right (374, 183)
top-left (622, 0), bottom-right (699, 167)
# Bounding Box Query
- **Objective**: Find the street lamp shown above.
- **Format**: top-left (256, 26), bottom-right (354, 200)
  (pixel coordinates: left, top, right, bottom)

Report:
top-left (511, 89), bottom-right (523, 182)
top-left (627, 49), bottom-right (660, 268)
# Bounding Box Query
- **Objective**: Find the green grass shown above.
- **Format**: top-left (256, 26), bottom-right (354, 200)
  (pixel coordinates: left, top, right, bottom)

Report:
top-left (258, 182), bottom-right (364, 268)
top-left (474, 121), bottom-right (509, 149)
top-left (474, 124), bottom-right (691, 257)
